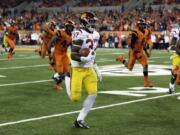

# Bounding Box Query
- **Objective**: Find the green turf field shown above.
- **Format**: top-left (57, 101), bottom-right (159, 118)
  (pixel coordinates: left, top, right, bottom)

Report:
top-left (0, 48), bottom-right (179, 135)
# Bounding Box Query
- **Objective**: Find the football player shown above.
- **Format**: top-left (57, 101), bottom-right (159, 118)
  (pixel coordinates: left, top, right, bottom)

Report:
top-left (116, 19), bottom-right (153, 87)
top-left (169, 38), bottom-right (180, 94)
top-left (35, 21), bottom-right (56, 69)
top-left (48, 20), bottom-right (74, 90)
top-left (65, 12), bottom-right (100, 129)
top-left (6, 20), bottom-right (18, 60)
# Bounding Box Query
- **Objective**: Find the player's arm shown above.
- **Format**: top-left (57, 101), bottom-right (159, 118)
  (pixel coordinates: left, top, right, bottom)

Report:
top-left (41, 24), bottom-right (49, 36)
top-left (48, 33), bottom-right (59, 54)
top-left (71, 39), bottom-right (83, 62)
top-left (144, 30), bottom-right (153, 57)
top-left (129, 31), bottom-right (138, 50)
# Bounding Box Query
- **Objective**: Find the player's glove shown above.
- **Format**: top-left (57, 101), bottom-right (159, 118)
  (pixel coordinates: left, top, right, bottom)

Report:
top-left (80, 50), bottom-right (95, 63)
top-left (93, 64), bottom-right (102, 82)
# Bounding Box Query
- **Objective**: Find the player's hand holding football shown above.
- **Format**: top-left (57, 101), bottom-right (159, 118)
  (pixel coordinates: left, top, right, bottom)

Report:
top-left (80, 49), bottom-right (95, 63)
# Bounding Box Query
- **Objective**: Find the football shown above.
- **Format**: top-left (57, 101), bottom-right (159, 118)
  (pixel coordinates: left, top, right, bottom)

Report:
top-left (79, 48), bottom-right (90, 57)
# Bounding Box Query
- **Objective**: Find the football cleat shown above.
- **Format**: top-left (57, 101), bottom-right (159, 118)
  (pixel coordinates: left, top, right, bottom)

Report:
top-left (73, 120), bottom-right (90, 129)
top-left (169, 83), bottom-right (175, 94)
top-left (144, 82), bottom-right (153, 87)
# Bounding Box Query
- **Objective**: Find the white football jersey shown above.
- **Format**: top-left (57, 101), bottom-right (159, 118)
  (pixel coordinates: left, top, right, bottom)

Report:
top-left (170, 28), bottom-right (179, 40)
top-left (71, 29), bottom-right (100, 68)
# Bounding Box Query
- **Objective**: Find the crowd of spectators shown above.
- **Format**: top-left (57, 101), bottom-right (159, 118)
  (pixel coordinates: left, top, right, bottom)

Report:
top-left (98, 32), bottom-right (173, 49)
top-left (76, 0), bottom-right (129, 7)
top-left (152, 0), bottom-right (180, 5)
top-left (38, 0), bottom-right (70, 8)
top-left (0, 0), bottom-right (179, 46)
top-left (0, 0), bottom-right (24, 8)
top-left (0, 4), bottom-right (179, 32)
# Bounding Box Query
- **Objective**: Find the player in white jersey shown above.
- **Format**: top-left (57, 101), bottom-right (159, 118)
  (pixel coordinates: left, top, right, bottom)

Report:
top-left (65, 12), bottom-right (100, 129)
top-left (168, 28), bottom-right (179, 51)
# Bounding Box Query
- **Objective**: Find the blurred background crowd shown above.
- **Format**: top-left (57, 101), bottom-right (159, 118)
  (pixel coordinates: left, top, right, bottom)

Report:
top-left (0, 0), bottom-right (179, 48)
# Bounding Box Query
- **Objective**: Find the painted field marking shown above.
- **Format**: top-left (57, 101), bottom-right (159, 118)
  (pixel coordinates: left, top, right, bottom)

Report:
top-left (0, 60), bottom-right (113, 70)
top-left (97, 52), bottom-right (125, 56)
top-left (0, 92), bottom-right (179, 127)
top-left (0, 75), bottom-right (6, 78)
top-left (0, 80), bottom-right (52, 87)
top-left (0, 64), bottom-right (48, 70)
top-left (99, 87), bottom-right (169, 97)
top-left (0, 56), bottom-right (40, 61)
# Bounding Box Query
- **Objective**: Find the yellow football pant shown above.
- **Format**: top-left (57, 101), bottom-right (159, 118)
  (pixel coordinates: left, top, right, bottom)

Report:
top-left (172, 53), bottom-right (180, 69)
top-left (70, 67), bottom-right (97, 101)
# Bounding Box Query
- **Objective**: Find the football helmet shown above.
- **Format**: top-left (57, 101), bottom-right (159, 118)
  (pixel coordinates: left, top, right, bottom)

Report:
top-left (49, 21), bottom-right (56, 29)
top-left (137, 18), bottom-right (147, 32)
top-left (79, 12), bottom-right (98, 33)
top-left (65, 20), bottom-right (75, 35)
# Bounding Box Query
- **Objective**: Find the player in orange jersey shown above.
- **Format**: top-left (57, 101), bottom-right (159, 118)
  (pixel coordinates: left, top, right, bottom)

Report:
top-left (6, 20), bottom-right (18, 60)
top-left (116, 19), bottom-right (153, 87)
top-left (35, 21), bottom-right (56, 68)
top-left (41, 21), bottom-right (56, 59)
top-left (48, 20), bottom-right (75, 90)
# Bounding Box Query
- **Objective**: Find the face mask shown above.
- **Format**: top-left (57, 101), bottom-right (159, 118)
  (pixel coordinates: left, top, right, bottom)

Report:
top-left (86, 23), bottom-right (96, 33)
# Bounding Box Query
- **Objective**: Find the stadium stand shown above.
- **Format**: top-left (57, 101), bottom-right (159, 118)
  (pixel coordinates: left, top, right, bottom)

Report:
top-left (0, 0), bottom-right (179, 47)
top-left (38, 0), bottom-right (71, 8)
top-left (76, 0), bottom-right (129, 7)
top-left (152, 0), bottom-right (180, 5)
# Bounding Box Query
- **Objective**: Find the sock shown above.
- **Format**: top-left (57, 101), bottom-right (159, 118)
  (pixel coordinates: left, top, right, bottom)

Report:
top-left (54, 73), bottom-right (60, 79)
top-left (170, 73), bottom-right (177, 84)
top-left (65, 75), bottom-right (71, 98)
top-left (77, 94), bottom-right (97, 122)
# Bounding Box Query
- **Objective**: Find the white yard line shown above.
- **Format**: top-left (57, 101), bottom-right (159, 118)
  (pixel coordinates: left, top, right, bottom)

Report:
top-left (149, 56), bottom-right (170, 59)
top-left (0, 80), bottom-right (52, 87)
top-left (0, 56), bottom-right (40, 61)
top-left (97, 52), bottom-right (125, 55)
top-left (0, 92), bottom-right (179, 127)
top-left (0, 64), bottom-right (48, 70)
top-left (0, 60), bottom-right (113, 70)
top-left (0, 75), bottom-right (6, 78)
top-left (0, 57), bottom-right (170, 70)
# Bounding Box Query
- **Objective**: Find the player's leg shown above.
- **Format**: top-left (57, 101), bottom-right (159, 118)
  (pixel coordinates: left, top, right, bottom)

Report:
top-left (2, 34), bottom-right (8, 52)
top-left (70, 67), bottom-right (83, 101)
top-left (52, 55), bottom-right (64, 90)
top-left (62, 56), bottom-right (70, 97)
top-left (127, 49), bottom-right (136, 71)
top-left (138, 54), bottom-right (153, 87)
top-left (7, 38), bottom-right (15, 60)
top-left (169, 54), bottom-right (180, 93)
top-left (176, 67), bottom-right (180, 85)
top-left (41, 42), bottom-right (48, 59)
top-left (116, 49), bottom-right (135, 71)
top-left (74, 68), bottom-right (97, 129)
top-left (169, 68), bottom-right (178, 94)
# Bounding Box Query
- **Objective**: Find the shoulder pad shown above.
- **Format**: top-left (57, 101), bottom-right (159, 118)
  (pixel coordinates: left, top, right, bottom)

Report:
top-left (93, 30), bottom-right (100, 39)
